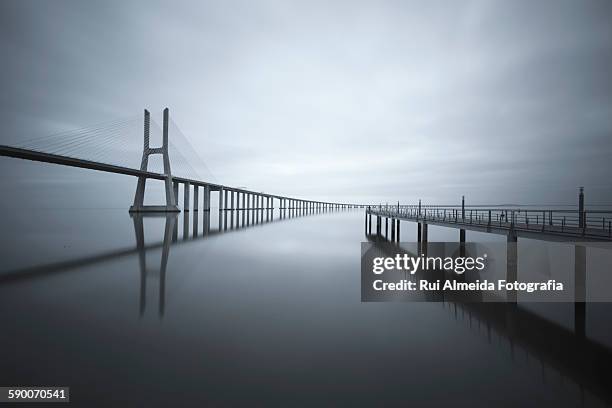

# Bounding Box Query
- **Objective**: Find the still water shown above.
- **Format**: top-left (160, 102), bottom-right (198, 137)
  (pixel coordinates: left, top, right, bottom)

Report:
top-left (0, 208), bottom-right (611, 407)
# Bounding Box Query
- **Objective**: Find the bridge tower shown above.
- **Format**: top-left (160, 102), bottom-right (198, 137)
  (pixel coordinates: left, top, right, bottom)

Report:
top-left (129, 108), bottom-right (180, 212)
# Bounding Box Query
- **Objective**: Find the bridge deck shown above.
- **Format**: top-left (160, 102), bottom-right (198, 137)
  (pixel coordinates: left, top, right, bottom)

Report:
top-left (0, 145), bottom-right (362, 206)
top-left (367, 206), bottom-right (612, 242)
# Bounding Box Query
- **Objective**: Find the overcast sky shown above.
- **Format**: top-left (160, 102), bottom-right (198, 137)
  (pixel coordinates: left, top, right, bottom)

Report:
top-left (1, 0), bottom-right (611, 208)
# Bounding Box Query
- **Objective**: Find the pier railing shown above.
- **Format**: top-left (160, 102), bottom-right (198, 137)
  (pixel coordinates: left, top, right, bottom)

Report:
top-left (368, 204), bottom-right (612, 239)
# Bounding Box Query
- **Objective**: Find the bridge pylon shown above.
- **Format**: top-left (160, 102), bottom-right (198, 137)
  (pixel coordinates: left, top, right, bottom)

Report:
top-left (129, 108), bottom-right (180, 212)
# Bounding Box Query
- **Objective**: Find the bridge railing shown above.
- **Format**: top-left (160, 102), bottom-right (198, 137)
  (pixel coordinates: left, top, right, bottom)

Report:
top-left (367, 205), bottom-right (612, 238)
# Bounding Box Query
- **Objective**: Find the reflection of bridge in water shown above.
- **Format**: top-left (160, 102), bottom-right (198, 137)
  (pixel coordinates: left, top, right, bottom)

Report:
top-left (0, 205), bottom-right (348, 317)
top-left (365, 233), bottom-right (612, 406)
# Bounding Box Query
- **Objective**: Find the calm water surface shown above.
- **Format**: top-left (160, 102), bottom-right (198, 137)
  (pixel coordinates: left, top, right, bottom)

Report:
top-left (0, 208), bottom-right (611, 407)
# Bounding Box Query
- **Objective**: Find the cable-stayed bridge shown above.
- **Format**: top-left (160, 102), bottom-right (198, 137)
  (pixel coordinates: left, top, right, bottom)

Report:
top-left (0, 108), bottom-right (364, 218)
top-left (1, 107), bottom-right (612, 242)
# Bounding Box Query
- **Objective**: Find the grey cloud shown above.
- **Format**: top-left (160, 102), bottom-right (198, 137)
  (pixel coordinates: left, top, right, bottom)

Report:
top-left (0, 0), bottom-right (611, 207)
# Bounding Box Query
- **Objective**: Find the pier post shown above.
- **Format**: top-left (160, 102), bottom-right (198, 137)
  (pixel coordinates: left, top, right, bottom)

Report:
top-left (575, 245), bottom-right (586, 339)
top-left (422, 223), bottom-right (428, 242)
top-left (417, 222), bottom-right (422, 242)
top-left (578, 187), bottom-right (585, 229)
top-left (459, 229), bottom-right (466, 243)
top-left (193, 185), bottom-right (199, 211)
top-left (506, 232), bottom-right (517, 303)
top-left (218, 187), bottom-right (224, 211)
top-left (396, 219), bottom-right (400, 241)
top-left (391, 218), bottom-right (395, 241)
top-left (184, 183), bottom-right (191, 211)
top-left (385, 217), bottom-right (388, 237)
top-left (461, 195), bottom-right (465, 220)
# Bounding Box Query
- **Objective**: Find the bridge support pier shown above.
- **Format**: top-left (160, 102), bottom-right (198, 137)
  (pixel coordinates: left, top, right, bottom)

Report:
top-left (193, 185), bottom-right (199, 211)
top-left (246, 193), bottom-right (250, 224)
top-left (230, 190), bottom-right (235, 228)
top-left (129, 109), bottom-right (180, 213)
top-left (241, 193), bottom-right (246, 224)
top-left (183, 182), bottom-right (190, 211)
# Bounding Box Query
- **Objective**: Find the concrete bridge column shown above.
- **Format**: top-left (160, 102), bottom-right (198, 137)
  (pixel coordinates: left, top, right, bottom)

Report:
top-left (204, 186), bottom-right (210, 211)
top-left (173, 181), bottom-right (179, 206)
top-left (184, 182), bottom-right (190, 211)
top-left (391, 218), bottom-right (395, 241)
top-left (254, 195), bottom-right (258, 223)
top-left (218, 188), bottom-right (224, 229)
top-left (421, 223), bottom-right (428, 242)
top-left (241, 193), bottom-right (245, 225)
top-left (250, 194), bottom-right (255, 222)
top-left (246, 193), bottom-right (250, 224)
top-left (183, 210), bottom-right (189, 240)
top-left (257, 194), bottom-right (260, 221)
top-left (385, 217), bottom-right (388, 237)
top-left (229, 190), bottom-right (235, 227)
top-left (417, 223), bottom-right (422, 242)
top-left (193, 185), bottom-right (199, 211)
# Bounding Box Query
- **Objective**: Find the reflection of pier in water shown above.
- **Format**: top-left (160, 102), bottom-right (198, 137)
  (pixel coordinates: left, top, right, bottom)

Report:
top-left (365, 233), bottom-right (612, 406)
top-left (0, 206), bottom-right (349, 318)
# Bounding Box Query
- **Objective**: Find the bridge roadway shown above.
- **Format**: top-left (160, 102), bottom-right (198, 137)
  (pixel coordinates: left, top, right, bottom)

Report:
top-left (0, 145), bottom-right (363, 211)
